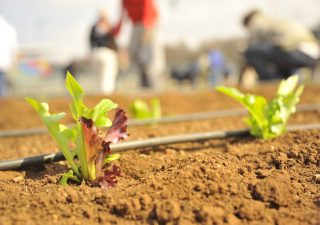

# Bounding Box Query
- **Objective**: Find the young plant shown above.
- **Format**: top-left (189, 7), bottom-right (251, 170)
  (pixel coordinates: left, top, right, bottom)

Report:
top-left (130, 98), bottom-right (161, 120)
top-left (26, 72), bottom-right (128, 188)
top-left (216, 75), bottom-right (304, 139)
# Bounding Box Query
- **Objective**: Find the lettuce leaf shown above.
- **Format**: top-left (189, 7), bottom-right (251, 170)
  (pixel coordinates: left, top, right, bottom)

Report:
top-left (79, 108), bottom-right (127, 186)
top-left (216, 75), bottom-right (304, 139)
top-left (58, 170), bottom-right (81, 186)
top-left (26, 72), bottom-right (127, 188)
top-left (130, 98), bottom-right (161, 120)
top-left (25, 97), bottom-right (80, 176)
top-left (64, 72), bottom-right (119, 182)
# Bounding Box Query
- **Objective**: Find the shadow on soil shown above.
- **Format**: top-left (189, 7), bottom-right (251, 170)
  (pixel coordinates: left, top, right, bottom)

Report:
top-left (25, 163), bottom-right (67, 180)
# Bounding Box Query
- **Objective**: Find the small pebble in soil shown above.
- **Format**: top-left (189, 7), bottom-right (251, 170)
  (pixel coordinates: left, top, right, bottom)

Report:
top-left (193, 183), bottom-right (205, 192)
top-left (65, 188), bottom-right (79, 203)
top-left (178, 150), bottom-right (185, 156)
top-left (236, 200), bottom-right (266, 220)
top-left (45, 175), bottom-right (58, 184)
top-left (195, 205), bottom-right (229, 224)
top-left (113, 200), bottom-right (132, 216)
top-left (208, 182), bottom-right (219, 194)
top-left (313, 174), bottom-right (320, 184)
top-left (12, 175), bottom-right (24, 183)
top-left (164, 148), bottom-right (176, 155)
top-left (140, 194), bottom-right (152, 210)
top-left (155, 200), bottom-right (181, 223)
top-left (255, 169), bottom-right (272, 179)
top-left (272, 152), bottom-right (288, 169)
top-left (131, 198), bottom-right (141, 211)
top-left (287, 147), bottom-right (300, 158)
top-left (200, 166), bottom-right (206, 173)
top-left (213, 164), bottom-right (222, 169)
top-left (269, 146), bottom-right (275, 151)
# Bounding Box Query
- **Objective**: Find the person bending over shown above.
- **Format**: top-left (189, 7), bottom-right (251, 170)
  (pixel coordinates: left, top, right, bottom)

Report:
top-left (242, 10), bottom-right (320, 80)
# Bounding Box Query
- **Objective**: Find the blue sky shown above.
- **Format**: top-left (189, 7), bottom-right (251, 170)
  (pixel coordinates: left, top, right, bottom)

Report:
top-left (1, 0), bottom-right (320, 63)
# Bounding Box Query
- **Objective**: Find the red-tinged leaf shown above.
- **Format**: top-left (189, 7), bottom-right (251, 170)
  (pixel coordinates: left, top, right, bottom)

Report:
top-left (79, 109), bottom-right (127, 186)
top-left (79, 116), bottom-right (103, 165)
top-left (94, 165), bottom-right (121, 189)
top-left (96, 108), bottom-right (128, 174)
top-left (102, 108), bottom-right (128, 151)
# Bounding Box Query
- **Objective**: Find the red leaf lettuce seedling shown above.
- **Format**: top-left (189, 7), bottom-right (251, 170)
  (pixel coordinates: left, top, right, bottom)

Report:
top-left (25, 72), bottom-right (128, 188)
top-left (216, 75), bottom-right (304, 139)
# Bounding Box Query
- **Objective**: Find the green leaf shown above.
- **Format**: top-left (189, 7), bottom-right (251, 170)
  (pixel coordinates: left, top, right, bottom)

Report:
top-left (131, 98), bottom-right (162, 120)
top-left (65, 71), bottom-right (84, 102)
top-left (92, 99), bottom-right (118, 120)
top-left (151, 98), bottom-right (161, 119)
top-left (73, 99), bottom-right (118, 181)
top-left (216, 75), bottom-right (304, 139)
top-left (25, 97), bottom-right (80, 176)
top-left (65, 72), bottom-right (92, 181)
top-left (74, 123), bottom-right (90, 181)
top-left (277, 74), bottom-right (299, 96)
top-left (84, 99), bottom-right (118, 127)
top-left (131, 99), bottom-right (152, 119)
top-left (216, 86), bottom-right (268, 137)
top-left (65, 71), bottom-right (86, 120)
top-left (58, 170), bottom-right (81, 186)
top-left (243, 95), bottom-right (268, 131)
top-left (287, 85), bottom-right (304, 113)
top-left (26, 72), bottom-right (126, 188)
top-left (104, 153), bottom-right (120, 165)
top-left (94, 117), bottom-right (112, 127)
top-left (216, 86), bottom-right (245, 103)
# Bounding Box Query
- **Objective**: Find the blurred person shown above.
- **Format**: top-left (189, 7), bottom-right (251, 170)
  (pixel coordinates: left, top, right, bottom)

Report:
top-left (122, 0), bottom-right (164, 89)
top-left (242, 10), bottom-right (320, 80)
top-left (89, 9), bottom-right (122, 94)
top-left (207, 45), bottom-right (229, 86)
top-left (0, 15), bottom-right (18, 97)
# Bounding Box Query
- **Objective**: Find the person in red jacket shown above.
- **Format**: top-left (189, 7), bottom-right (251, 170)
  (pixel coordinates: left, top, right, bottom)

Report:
top-left (122, 0), bottom-right (164, 88)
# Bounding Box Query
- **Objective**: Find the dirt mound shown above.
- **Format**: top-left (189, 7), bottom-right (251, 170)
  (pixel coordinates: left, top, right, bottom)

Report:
top-left (0, 88), bottom-right (319, 224)
top-left (0, 130), bottom-right (319, 225)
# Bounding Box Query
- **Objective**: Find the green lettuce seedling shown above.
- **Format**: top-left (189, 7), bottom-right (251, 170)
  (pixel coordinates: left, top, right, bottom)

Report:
top-left (26, 72), bottom-right (128, 188)
top-left (130, 98), bottom-right (161, 120)
top-left (216, 75), bottom-right (304, 139)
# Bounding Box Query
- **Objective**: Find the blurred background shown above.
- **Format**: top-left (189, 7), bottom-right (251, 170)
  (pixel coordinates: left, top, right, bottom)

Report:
top-left (1, 0), bottom-right (320, 97)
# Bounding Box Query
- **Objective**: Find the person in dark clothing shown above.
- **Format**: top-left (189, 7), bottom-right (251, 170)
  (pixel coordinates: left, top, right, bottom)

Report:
top-left (89, 12), bottom-right (120, 51)
top-left (89, 10), bottom-right (122, 94)
top-left (242, 10), bottom-right (320, 80)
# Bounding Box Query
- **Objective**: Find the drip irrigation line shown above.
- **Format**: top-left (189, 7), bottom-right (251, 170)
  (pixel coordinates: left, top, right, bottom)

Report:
top-left (0, 103), bottom-right (319, 138)
top-left (1, 123), bottom-right (320, 171)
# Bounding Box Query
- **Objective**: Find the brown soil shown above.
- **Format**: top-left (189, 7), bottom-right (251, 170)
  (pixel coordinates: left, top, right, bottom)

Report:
top-left (0, 85), bottom-right (319, 225)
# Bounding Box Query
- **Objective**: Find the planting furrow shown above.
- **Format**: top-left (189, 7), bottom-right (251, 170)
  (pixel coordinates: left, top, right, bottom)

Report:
top-left (1, 123), bottom-right (320, 171)
top-left (0, 103), bottom-right (319, 138)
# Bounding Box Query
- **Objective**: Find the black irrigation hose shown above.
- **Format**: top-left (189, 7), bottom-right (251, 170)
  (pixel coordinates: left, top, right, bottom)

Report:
top-left (1, 123), bottom-right (320, 171)
top-left (0, 103), bottom-right (319, 138)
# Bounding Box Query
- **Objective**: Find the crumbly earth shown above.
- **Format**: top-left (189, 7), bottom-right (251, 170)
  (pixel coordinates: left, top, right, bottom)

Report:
top-left (0, 86), bottom-right (319, 225)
